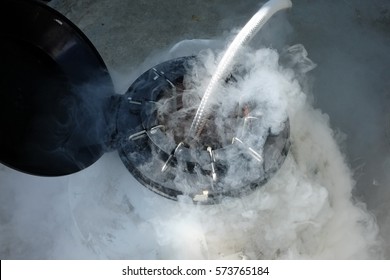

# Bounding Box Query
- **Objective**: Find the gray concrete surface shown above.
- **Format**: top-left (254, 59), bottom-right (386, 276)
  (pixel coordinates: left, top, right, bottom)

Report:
top-left (49, 0), bottom-right (266, 75)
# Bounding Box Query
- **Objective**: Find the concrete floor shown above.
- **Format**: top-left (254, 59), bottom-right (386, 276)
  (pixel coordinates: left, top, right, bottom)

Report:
top-left (49, 0), bottom-right (268, 72)
top-left (1, 0), bottom-right (390, 258)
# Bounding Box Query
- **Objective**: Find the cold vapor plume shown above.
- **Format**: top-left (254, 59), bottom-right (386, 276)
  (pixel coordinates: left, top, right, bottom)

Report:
top-left (1, 0), bottom-right (389, 259)
top-left (69, 41), bottom-right (382, 259)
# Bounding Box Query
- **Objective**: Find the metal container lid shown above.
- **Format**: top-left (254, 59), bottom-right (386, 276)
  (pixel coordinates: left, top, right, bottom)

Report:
top-left (0, 0), bottom-right (114, 176)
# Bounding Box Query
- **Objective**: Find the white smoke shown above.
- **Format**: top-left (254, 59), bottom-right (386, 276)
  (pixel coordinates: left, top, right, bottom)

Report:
top-left (0, 1), bottom-right (387, 259)
top-left (66, 42), bottom-right (382, 259)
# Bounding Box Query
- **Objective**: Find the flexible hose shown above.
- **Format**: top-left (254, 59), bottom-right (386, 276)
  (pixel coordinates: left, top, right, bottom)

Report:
top-left (188, 0), bottom-right (292, 140)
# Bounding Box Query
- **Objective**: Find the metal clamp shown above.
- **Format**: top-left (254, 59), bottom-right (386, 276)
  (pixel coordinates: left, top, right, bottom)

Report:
top-left (207, 147), bottom-right (217, 181)
top-left (161, 142), bottom-right (185, 172)
top-left (128, 125), bottom-right (166, 141)
top-left (232, 137), bottom-right (263, 163)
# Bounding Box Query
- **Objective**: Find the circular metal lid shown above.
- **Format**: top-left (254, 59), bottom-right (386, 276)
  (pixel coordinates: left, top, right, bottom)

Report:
top-left (0, 0), bottom-right (114, 176)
